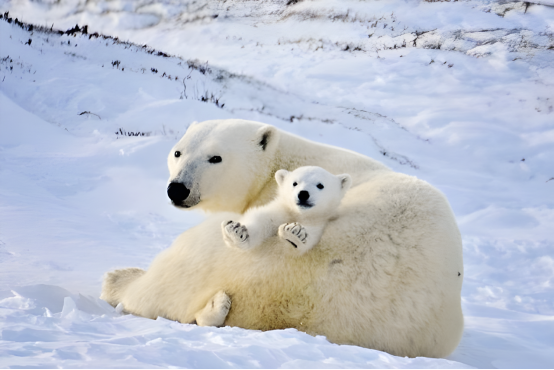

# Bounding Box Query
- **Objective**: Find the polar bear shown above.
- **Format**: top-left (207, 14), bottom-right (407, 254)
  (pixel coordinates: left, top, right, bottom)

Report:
top-left (222, 166), bottom-right (351, 254)
top-left (101, 119), bottom-right (464, 358)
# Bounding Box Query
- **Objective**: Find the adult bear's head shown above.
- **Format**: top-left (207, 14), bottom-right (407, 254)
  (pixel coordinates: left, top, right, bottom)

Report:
top-left (167, 119), bottom-right (280, 213)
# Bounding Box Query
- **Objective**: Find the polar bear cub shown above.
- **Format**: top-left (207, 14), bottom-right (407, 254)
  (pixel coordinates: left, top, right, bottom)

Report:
top-left (222, 166), bottom-right (351, 254)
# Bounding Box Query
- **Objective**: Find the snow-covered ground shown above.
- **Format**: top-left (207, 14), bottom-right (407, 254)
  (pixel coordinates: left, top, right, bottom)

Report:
top-left (0, 0), bottom-right (553, 368)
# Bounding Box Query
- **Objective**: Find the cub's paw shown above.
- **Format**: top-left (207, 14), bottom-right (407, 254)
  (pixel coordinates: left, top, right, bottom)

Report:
top-left (278, 222), bottom-right (308, 250)
top-left (221, 220), bottom-right (250, 250)
top-left (195, 290), bottom-right (232, 327)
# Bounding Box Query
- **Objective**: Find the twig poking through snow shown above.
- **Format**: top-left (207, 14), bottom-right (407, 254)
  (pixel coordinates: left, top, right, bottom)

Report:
top-left (181, 68), bottom-right (193, 99)
top-left (78, 111), bottom-right (101, 119)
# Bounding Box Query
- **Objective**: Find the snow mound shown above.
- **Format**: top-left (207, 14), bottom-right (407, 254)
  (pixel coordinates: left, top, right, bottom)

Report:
top-left (1, 285), bottom-right (472, 368)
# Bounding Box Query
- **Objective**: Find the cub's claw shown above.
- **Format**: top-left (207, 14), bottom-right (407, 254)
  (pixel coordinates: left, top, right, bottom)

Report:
top-left (278, 222), bottom-right (308, 249)
top-left (222, 220), bottom-right (250, 249)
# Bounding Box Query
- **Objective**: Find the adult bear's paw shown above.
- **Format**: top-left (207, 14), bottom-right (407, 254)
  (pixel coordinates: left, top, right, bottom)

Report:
top-left (195, 290), bottom-right (232, 327)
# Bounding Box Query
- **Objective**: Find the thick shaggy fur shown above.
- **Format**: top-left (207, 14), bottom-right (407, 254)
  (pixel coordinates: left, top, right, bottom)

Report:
top-left (101, 119), bottom-right (464, 358)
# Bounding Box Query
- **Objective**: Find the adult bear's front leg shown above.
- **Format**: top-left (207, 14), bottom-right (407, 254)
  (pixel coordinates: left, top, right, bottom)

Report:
top-left (194, 290), bottom-right (232, 327)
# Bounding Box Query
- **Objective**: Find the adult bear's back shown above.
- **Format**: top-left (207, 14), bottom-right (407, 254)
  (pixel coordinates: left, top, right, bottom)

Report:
top-left (309, 170), bottom-right (464, 358)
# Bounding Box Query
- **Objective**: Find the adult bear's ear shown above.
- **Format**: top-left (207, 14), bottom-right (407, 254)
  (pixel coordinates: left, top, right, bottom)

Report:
top-left (186, 121), bottom-right (198, 132)
top-left (255, 125), bottom-right (279, 152)
top-left (275, 169), bottom-right (289, 186)
top-left (338, 174), bottom-right (352, 193)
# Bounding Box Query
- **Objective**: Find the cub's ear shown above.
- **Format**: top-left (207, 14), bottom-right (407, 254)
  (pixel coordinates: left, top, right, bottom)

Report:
top-left (255, 125), bottom-right (279, 152)
top-left (338, 174), bottom-right (352, 192)
top-left (275, 169), bottom-right (289, 186)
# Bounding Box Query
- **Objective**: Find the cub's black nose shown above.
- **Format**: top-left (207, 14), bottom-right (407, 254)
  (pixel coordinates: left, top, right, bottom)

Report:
top-left (298, 190), bottom-right (310, 202)
top-left (167, 182), bottom-right (190, 203)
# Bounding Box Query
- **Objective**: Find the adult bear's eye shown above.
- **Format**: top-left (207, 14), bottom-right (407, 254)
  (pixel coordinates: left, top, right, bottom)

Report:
top-left (293, 182), bottom-right (297, 187)
top-left (209, 156), bottom-right (222, 164)
top-left (174, 151), bottom-right (181, 158)
top-left (317, 183), bottom-right (324, 189)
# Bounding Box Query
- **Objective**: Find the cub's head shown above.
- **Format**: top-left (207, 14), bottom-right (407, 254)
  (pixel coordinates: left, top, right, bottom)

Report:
top-left (167, 120), bottom-right (280, 212)
top-left (275, 166), bottom-right (351, 216)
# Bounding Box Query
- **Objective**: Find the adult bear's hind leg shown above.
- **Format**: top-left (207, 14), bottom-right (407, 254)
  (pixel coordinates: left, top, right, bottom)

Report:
top-left (100, 267), bottom-right (146, 308)
top-left (194, 291), bottom-right (232, 327)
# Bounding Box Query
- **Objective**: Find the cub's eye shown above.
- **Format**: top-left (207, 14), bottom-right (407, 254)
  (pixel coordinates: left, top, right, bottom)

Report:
top-left (174, 151), bottom-right (181, 158)
top-left (208, 156), bottom-right (222, 164)
top-left (293, 182), bottom-right (297, 187)
top-left (317, 183), bottom-right (324, 190)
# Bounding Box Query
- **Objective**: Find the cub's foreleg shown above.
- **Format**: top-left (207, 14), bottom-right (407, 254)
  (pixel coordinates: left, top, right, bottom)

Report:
top-left (222, 202), bottom-right (283, 250)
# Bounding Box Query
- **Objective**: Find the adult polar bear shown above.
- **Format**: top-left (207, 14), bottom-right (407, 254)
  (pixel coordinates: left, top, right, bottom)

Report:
top-left (101, 119), bottom-right (464, 358)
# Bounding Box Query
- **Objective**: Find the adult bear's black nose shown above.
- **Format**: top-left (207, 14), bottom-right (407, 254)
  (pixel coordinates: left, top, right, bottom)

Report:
top-left (298, 190), bottom-right (310, 202)
top-left (167, 182), bottom-right (190, 203)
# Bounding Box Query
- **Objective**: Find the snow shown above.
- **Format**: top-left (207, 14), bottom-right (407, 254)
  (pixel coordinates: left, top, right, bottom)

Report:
top-left (0, 0), bottom-right (553, 368)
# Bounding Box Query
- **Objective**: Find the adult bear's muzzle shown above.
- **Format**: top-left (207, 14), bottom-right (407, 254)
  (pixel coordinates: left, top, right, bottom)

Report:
top-left (167, 182), bottom-right (190, 206)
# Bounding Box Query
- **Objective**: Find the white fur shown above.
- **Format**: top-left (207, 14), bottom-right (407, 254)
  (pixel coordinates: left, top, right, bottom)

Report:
top-left (101, 119), bottom-right (464, 358)
top-left (222, 166), bottom-right (351, 254)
